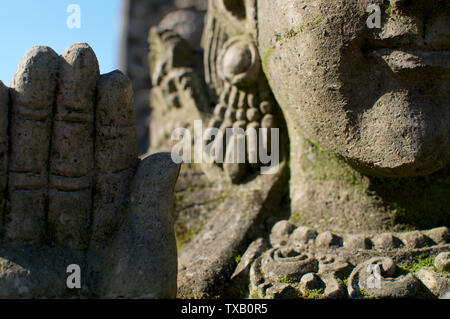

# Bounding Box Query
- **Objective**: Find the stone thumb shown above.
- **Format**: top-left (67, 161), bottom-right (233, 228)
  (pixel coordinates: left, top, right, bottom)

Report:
top-left (102, 152), bottom-right (181, 298)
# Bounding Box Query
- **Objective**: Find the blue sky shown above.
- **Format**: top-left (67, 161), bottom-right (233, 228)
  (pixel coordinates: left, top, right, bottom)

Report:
top-left (0, 0), bottom-right (121, 84)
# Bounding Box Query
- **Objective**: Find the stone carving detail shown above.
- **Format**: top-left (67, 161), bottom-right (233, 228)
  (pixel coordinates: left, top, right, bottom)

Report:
top-left (249, 248), bottom-right (348, 299)
top-left (347, 257), bottom-right (424, 299)
top-left (149, 0), bottom-right (288, 183)
top-left (0, 44), bottom-right (180, 298)
top-left (245, 221), bottom-right (450, 299)
top-left (435, 252), bottom-right (450, 272)
top-left (149, 29), bottom-right (208, 114)
top-left (205, 35), bottom-right (285, 182)
top-left (148, 28), bottom-right (210, 152)
top-left (146, 0), bottom-right (450, 298)
top-left (120, 0), bottom-right (208, 154)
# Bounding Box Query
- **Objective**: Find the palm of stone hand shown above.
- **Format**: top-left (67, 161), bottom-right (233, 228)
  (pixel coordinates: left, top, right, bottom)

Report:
top-left (0, 44), bottom-right (179, 298)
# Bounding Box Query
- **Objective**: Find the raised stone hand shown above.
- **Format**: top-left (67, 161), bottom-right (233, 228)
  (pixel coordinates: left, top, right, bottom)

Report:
top-left (0, 44), bottom-right (179, 298)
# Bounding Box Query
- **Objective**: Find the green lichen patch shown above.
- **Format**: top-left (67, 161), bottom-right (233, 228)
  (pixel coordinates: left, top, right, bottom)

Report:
top-left (176, 226), bottom-right (203, 251)
top-left (359, 288), bottom-right (376, 299)
top-left (234, 254), bottom-right (242, 266)
top-left (274, 16), bottom-right (324, 46)
top-left (262, 46), bottom-right (275, 76)
top-left (277, 276), bottom-right (296, 285)
top-left (368, 169), bottom-right (450, 230)
top-left (301, 288), bottom-right (325, 299)
top-left (397, 257), bottom-right (450, 276)
top-left (301, 138), bottom-right (365, 187)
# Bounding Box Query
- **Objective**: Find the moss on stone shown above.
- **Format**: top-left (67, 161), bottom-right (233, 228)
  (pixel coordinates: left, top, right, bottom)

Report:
top-left (273, 16), bottom-right (324, 46)
top-left (301, 288), bottom-right (324, 299)
top-left (289, 121), bottom-right (449, 230)
top-left (277, 276), bottom-right (296, 285)
top-left (175, 192), bottom-right (186, 202)
top-left (301, 137), bottom-right (365, 187)
top-left (397, 257), bottom-right (450, 276)
top-left (249, 289), bottom-right (261, 299)
top-left (368, 169), bottom-right (450, 230)
top-left (262, 46), bottom-right (275, 76)
top-left (234, 254), bottom-right (242, 266)
top-left (176, 226), bottom-right (202, 251)
top-left (359, 288), bottom-right (376, 299)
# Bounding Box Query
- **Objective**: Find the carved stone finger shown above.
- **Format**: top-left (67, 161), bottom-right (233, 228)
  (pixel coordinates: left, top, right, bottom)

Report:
top-left (91, 70), bottom-right (137, 244)
top-left (6, 47), bottom-right (59, 243)
top-left (48, 43), bottom-right (99, 249)
top-left (101, 152), bottom-right (180, 298)
top-left (0, 81), bottom-right (9, 235)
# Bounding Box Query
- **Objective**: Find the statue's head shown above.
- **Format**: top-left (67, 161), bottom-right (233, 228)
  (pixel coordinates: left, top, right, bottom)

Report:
top-left (207, 0), bottom-right (450, 178)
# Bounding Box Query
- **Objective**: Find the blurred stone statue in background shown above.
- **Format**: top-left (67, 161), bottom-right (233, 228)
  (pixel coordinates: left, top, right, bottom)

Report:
top-left (121, 0), bottom-right (208, 154)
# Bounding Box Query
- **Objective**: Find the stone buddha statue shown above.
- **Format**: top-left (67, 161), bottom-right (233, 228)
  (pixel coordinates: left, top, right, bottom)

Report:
top-left (151, 0), bottom-right (449, 233)
top-left (149, 0), bottom-right (449, 298)
top-left (255, 0), bottom-right (449, 232)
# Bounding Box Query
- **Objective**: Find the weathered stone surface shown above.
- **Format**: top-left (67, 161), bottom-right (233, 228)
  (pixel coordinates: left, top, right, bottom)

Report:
top-left (177, 165), bottom-right (289, 298)
top-left (441, 291), bottom-right (450, 299)
top-left (290, 226), bottom-right (318, 244)
top-left (348, 257), bottom-right (425, 299)
top-left (146, 2), bottom-right (450, 243)
top-left (315, 231), bottom-right (343, 248)
top-left (261, 248), bottom-right (318, 282)
top-left (318, 272), bottom-right (347, 299)
top-left (416, 268), bottom-right (450, 298)
top-left (425, 227), bottom-right (450, 244)
top-left (200, 27), bottom-right (289, 183)
top-left (435, 252), bottom-right (450, 273)
top-left (175, 0), bottom-right (207, 10)
top-left (7, 46), bottom-right (59, 243)
top-left (0, 44), bottom-right (180, 299)
top-left (121, 0), bottom-right (176, 154)
top-left (373, 233), bottom-right (404, 250)
top-left (92, 70), bottom-right (138, 244)
top-left (159, 10), bottom-right (205, 50)
top-left (270, 221), bottom-right (296, 247)
top-left (344, 235), bottom-right (373, 250)
top-left (258, 0), bottom-right (449, 232)
top-left (0, 243), bottom-right (84, 298)
top-left (48, 43), bottom-right (99, 250)
top-left (101, 153), bottom-right (180, 298)
top-left (258, 0), bottom-right (449, 178)
top-left (147, 25), bottom-right (210, 155)
top-left (247, 221), bottom-right (449, 299)
top-left (317, 255), bottom-right (353, 279)
top-left (121, 0), bottom-right (207, 155)
top-left (264, 282), bottom-right (299, 299)
top-left (172, 163), bottom-right (235, 252)
top-left (249, 249), bottom-right (349, 299)
top-left (398, 231), bottom-right (435, 249)
top-left (146, 0), bottom-right (449, 299)
top-left (249, 256), bottom-right (266, 296)
top-left (0, 81), bottom-right (8, 236)
top-left (299, 273), bottom-right (322, 292)
top-left (231, 238), bottom-right (267, 282)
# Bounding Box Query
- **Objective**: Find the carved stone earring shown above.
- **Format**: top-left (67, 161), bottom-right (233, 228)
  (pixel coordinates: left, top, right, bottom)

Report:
top-left (206, 35), bottom-right (283, 182)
